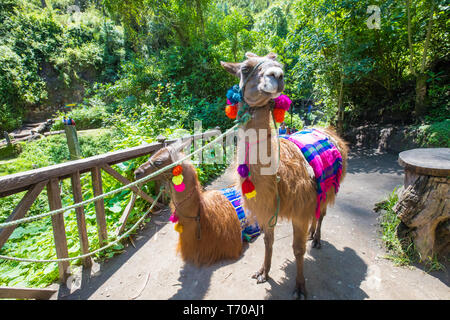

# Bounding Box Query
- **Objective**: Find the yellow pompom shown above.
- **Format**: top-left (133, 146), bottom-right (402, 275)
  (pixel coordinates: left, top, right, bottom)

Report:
top-left (172, 174), bottom-right (184, 185)
top-left (174, 222), bottom-right (183, 233)
top-left (245, 190), bottom-right (257, 199)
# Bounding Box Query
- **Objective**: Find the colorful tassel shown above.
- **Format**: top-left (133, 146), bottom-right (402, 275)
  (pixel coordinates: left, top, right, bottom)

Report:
top-left (172, 165), bottom-right (183, 176)
top-left (274, 94), bottom-right (292, 111)
top-left (273, 108), bottom-right (286, 123)
top-left (242, 178), bottom-right (256, 199)
top-left (169, 211), bottom-right (179, 223)
top-left (172, 174), bottom-right (184, 185)
top-left (226, 85), bottom-right (242, 104)
top-left (237, 164), bottom-right (249, 178)
top-left (174, 222), bottom-right (183, 233)
top-left (225, 104), bottom-right (238, 119)
top-left (174, 182), bottom-right (185, 192)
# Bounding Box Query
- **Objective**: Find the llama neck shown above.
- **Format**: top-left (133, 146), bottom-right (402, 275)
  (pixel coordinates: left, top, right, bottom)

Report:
top-left (241, 105), bottom-right (277, 178)
top-left (170, 162), bottom-right (202, 222)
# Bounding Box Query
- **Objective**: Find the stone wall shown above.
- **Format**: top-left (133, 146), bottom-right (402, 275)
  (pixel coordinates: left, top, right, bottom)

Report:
top-left (344, 124), bottom-right (421, 153)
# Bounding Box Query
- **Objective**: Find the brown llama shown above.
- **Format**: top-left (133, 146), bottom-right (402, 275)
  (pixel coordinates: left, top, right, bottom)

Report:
top-left (221, 52), bottom-right (348, 299)
top-left (134, 140), bottom-right (248, 266)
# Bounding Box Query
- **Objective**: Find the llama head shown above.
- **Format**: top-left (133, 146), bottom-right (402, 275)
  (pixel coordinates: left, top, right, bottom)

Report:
top-left (134, 139), bottom-right (191, 181)
top-left (220, 52), bottom-right (284, 107)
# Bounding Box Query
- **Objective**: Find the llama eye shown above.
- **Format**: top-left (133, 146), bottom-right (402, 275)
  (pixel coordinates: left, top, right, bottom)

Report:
top-left (241, 66), bottom-right (250, 74)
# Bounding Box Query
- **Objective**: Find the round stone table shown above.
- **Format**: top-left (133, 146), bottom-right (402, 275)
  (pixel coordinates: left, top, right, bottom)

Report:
top-left (395, 148), bottom-right (450, 260)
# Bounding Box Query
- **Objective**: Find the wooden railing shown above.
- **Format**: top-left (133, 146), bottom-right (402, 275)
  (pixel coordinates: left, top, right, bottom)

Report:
top-left (0, 128), bottom-right (222, 299)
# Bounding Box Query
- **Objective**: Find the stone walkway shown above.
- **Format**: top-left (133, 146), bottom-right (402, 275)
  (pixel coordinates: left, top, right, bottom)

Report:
top-left (53, 149), bottom-right (449, 300)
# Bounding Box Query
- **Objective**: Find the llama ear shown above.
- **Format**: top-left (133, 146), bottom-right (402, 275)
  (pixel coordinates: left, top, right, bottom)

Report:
top-left (220, 61), bottom-right (241, 77)
top-left (170, 138), bottom-right (192, 154)
top-left (266, 52), bottom-right (277, 60)
top-left (245, 52), bottom-right (258, 58)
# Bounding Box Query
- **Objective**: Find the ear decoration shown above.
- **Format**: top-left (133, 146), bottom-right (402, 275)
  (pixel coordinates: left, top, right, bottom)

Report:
top-left (272, 94), bottom-right (292, 123)
top-left (172, 165), bottom-right (185, 192)
top-left (225, 85), bottom-right (242, 120)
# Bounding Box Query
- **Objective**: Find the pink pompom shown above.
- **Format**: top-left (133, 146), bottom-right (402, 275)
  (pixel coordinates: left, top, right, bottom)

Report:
top-left (174, 182), bottom-right (185, 192)
top-left (169, 211), bottom-right (179, 223)
top-left (274, 94), bottom-right (292, 111)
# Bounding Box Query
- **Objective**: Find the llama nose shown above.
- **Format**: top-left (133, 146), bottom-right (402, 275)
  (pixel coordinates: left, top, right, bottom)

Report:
top-left (264, 67), bottom-right (284, 79)
top-left (134, 168), bottom-right (144, 180)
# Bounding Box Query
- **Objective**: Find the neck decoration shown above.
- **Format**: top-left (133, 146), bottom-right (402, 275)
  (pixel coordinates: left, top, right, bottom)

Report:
top-left (224, 84), bottom-right (292, 200)
top-left (172, 165), bottom-right (185, 192)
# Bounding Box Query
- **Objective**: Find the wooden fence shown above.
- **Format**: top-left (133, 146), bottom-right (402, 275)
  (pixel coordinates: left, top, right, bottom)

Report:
top-left (0, 128), bottom-right (223, 299)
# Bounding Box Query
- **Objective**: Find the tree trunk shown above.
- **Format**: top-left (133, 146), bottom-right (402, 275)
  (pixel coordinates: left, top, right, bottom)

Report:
top-left (40, 0), bottom-right (47, 8)
top-left (337, 74), bottom-right (344, 135)
top-left (414, 1), bottom-right (435, 117)
top-left (394, 174), bottom-right (449, 260)
top-left (406, 0), bottom-right (415, 76)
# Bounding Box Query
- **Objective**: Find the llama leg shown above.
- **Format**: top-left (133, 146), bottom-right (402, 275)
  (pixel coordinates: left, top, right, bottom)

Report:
top-left (252, 226), bottom-right (274, 284)
top-left (311, 213), bottom-right (324, 249)
top-left (308, 219), bottom-right (317, 240)
top-left (292, 219), bottom-right (308, 300)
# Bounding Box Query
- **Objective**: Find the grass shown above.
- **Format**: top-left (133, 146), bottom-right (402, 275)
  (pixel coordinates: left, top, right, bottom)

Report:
top-left (376, 187), bottom-right (446, 272)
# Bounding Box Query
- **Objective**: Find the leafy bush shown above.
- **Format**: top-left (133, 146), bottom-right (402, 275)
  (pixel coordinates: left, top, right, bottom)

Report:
top-left (52, 102), bottom-right (108, 131)
top-left (416, 120), bottom-right (450, 148)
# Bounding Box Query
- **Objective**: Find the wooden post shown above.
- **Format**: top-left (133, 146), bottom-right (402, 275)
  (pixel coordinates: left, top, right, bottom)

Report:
top-left (3, 131), bottom-right (11, 146)
top-left (116, 193), bottom-right (137, 236)
top-left (155, 136), bottom-right (169, 204)
top-left (91, 166), bottom-right (107, 246)
top-left (70, 171), bottom-right (92, 267)
top-left (64, 124), bottom-right (81, 160)
top-left (47, 178), bottom-right (70, 283)
top-left (0, 181), bottom-right (47, 249)
top-left (101, 163), bottom-right (162, 208)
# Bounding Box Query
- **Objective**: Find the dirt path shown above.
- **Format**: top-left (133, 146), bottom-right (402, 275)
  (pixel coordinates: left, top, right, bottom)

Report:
top-left (53, 149), bottom-right (449, 300)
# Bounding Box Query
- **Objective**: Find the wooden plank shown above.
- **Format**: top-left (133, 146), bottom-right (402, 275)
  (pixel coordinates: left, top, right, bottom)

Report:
top-left (101, 163), bottom-right (163, 209)
top-left (0, 287), bottom-right (57, 300)
top-left (47, 178), bottom-right (70, 283)
top-left (0, 129), bottom-right (220, 197)
top-left (0, 141), bottom-right (164, 196)
top-left (91, 166), bottom-right (108, 247)
top-left (116, 193), bottom-right (137, 236)
top-left (70, 171), bottom-right (92, 268)
top-left (0, 180), bottom-right (47, 249)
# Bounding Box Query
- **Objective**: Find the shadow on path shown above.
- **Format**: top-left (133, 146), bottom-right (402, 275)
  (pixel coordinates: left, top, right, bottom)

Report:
top-left (169, 243), bottom-right (250, 300)
top-left (265, 241), bottom-right (369, 300)
top-left (58, 208), bottom-right (173, 300)
top-left (347, 149), bottom-right (403, 175)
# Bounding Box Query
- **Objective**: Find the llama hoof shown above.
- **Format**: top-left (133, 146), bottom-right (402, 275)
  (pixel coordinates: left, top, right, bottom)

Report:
top-left (292, 287), bottom-right (307, 300)
top-left (252, 271), bottom-right (267, 284)
top-left (311, 238), bottom-right (322, 249)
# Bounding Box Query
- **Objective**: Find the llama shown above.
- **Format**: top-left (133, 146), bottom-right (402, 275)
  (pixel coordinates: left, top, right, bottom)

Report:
top-left (221, 52), bottom-right (348, 299)
top-left (134, 140), bottom-right (260, 266)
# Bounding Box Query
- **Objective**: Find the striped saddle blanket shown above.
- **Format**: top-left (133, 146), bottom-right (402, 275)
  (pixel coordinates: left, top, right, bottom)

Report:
top-left (280, 128), bottom-right (343, 219)
top-left (220, 187), bottom-right (261, 242)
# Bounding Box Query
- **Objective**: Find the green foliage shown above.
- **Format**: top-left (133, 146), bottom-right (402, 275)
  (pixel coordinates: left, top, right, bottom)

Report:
top-left (0, 143), bottom-right (22, 160)
top-left (416, 119), bottom-right (450, 148)
top-left (52, 102), bottom-right (109, 131)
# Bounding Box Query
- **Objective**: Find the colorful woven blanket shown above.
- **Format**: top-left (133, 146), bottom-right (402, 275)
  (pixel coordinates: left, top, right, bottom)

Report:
top-left (220, 187), bottom-right (261, 242)
top-left (280, 128), bottom-right (343, 219)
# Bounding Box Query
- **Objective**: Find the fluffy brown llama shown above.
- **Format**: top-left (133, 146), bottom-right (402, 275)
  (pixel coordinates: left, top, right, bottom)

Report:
top-left (134, 140), bottom-right (243, 266)
top-left (221, 52), bottom-right (348, 299)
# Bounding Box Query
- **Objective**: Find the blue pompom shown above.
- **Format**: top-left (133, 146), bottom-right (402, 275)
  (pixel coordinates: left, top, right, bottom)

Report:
top-left (226, 85), bottom-right (242, 104)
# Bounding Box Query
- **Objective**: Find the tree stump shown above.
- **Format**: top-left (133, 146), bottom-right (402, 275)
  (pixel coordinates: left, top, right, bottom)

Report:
top-left (394, 148), bottom-right (450, 260)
